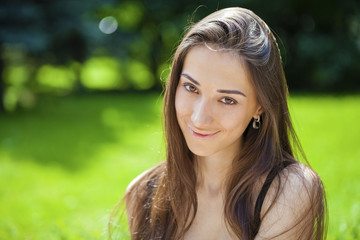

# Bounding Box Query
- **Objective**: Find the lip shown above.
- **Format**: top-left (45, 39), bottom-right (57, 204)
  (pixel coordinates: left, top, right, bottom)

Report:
top-left (188, 127), bottom-right (219, 139)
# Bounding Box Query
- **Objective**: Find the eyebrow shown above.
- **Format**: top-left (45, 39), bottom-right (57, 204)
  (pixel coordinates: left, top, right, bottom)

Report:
top-left (181, 73), bottom-right (200, 86)
top-left (181, 72), bottom-right (247, 97)
top-left (217, 89), bottom-right (247, 97)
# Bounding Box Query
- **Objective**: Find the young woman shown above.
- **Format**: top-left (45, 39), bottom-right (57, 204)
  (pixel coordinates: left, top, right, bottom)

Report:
top-left (122, 7), bottom-right (327, 240)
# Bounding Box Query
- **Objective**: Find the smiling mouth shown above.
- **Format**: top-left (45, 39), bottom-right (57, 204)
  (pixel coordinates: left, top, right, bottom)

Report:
top-left (189, 127), bottom-right (219, 139)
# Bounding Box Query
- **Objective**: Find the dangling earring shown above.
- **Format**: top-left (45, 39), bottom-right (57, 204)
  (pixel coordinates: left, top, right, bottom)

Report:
top-left (252, 115), bottom-right (261, 129)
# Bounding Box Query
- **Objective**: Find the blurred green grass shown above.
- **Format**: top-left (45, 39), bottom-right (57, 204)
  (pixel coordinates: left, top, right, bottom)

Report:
top-left (0, 93), bottom-right (359, 239)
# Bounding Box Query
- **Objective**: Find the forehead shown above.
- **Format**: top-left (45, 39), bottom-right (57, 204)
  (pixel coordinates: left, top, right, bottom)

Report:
top-left (182, 45), bottom-right (254, 90)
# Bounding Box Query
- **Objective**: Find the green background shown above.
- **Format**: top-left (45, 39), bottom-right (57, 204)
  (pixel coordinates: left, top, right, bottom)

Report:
top-left (0, 93), bottom-right (359, 239)
top-left (0, 0), bottom-right (360, 239)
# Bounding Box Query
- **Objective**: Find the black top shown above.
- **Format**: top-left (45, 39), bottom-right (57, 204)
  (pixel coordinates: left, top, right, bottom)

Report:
top-left (253, 161), bottom-right (294, 235)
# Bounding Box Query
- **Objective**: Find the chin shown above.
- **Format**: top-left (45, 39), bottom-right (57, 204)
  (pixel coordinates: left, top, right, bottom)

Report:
top-left (187, 145), bottom-right (215, 157)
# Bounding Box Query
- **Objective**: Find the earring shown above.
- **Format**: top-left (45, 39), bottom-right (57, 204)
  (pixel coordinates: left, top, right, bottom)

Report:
top-left (252, 115), bottom-right (261, 129)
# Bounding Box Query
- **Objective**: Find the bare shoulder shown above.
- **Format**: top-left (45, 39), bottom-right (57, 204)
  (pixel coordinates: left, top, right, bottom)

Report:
top-left (125, 163), bottom-right (164, 199)
top-left (125, 163), bottom-right (165, 230)
top-left (261, 162), bottom-right (322, 205)
top-left (126, 168), bottom-right (154, 194)
top-left (126, 163), bottom-right (165, 200)
top-left (281, 162), bottom-right (322, 194)
top-left (255, 162), bottom-right (324, 239)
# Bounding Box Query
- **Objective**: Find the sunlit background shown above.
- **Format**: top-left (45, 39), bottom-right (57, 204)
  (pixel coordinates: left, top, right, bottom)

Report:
top-left (0, 0), bottom-right (359, 239)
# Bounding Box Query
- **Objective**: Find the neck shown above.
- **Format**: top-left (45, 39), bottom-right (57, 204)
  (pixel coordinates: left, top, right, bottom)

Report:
top-left (195, 150), bottom-right (236, 196)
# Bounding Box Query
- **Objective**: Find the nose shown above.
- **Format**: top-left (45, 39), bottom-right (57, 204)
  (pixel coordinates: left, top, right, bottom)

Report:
top-left (191, 98), bottom-right (213, 127)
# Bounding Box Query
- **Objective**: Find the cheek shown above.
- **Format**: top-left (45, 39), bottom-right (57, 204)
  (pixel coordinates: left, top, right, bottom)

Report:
top-left (221, 109), bottom-right (252, 132)
top-left (175, 88), bottom-right (190, 118)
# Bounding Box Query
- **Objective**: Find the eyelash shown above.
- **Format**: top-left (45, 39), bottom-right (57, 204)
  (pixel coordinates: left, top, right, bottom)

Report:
top-left (220, 97), bottom-right (237, 105)
top-left (183, 82), bottom-right (198, 93)
top-left (182, 83), bottom-right (238, 105)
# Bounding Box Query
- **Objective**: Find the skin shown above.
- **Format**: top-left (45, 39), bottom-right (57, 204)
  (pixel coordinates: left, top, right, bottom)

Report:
top-left (175, 44), bottom-right (262, 195)
top-left (174, 45), bottom-right (313, 239)
top-left (126, 44), bottom-right (315, 240)
top-left (175, 45), bottom-right (261, 239)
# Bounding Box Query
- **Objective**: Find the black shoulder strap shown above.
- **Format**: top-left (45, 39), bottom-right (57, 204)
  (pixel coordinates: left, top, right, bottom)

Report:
top-left (253, 161), bottom-right (294, 234)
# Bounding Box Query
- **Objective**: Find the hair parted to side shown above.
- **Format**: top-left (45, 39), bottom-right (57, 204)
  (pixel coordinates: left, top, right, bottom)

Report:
top-left (117, 7), bottom-right (327, 240)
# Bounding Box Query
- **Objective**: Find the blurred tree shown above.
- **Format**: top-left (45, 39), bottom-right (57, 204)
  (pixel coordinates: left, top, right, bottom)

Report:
top-left (258, 0), bottom-right (360, 92)
top-left (0, 42), bottom-right (4, 112)
top-left (88, 0), bottom-right (360, 92)
top-left (0, 0), bottom-right (359, 112)
top-left (0, 0), bottom-right (107, 112)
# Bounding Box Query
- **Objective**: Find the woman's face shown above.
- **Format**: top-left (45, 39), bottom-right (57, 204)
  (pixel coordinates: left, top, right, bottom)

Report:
top-left (175, 45), bottom-right (261, 158)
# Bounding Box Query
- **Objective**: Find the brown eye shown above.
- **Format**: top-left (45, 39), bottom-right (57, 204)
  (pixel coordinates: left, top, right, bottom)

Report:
top-left (183, 83), bottom-right (198, 93)
top-left (220, 97), bottom-right (237, 105)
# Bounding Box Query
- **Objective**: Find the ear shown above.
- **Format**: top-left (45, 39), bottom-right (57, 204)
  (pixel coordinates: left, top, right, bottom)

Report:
top-left (253, 105), bottom-right (263, 118)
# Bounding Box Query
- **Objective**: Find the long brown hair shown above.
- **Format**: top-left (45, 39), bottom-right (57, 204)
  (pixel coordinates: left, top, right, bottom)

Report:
top-left (118, 7), bottom-right (327, 240)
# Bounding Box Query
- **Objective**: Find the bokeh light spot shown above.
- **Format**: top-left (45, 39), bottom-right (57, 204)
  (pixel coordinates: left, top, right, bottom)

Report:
top-left (99, 16), bottom-right (118, 34)
top-left (80, 57), bottom-right (124, 90)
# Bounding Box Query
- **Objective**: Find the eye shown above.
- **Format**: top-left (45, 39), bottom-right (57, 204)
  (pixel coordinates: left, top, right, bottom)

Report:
top-left (183, 83), bottom-right (198, 93)
top-left (220, 97), bottom-right (237, 105)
